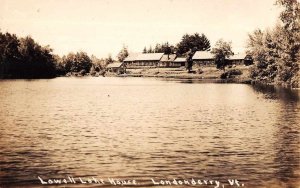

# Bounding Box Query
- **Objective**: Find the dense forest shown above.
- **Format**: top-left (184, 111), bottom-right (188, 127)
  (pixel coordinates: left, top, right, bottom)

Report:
top-left (0, 33), bottom-right (56, 78)
top-left (247, 0), bottom-right (299, 88)
top-left (0, 32), bottom-right (108, 78)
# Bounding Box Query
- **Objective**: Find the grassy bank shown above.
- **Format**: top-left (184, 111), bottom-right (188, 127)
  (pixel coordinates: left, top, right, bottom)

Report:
top-left (113, 65), bottom-right (252, 84)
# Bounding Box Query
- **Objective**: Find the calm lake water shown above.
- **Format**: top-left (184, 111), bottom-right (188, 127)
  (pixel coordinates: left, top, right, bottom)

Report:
top-left (0, 77), bottom-right (299, 188)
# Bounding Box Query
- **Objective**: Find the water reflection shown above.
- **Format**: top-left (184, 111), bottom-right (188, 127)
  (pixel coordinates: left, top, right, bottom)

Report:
top-left (170, 78), bottom-right (224, 84)
top-left (273, 98), bottom-right (299, 187)
top-left (0, 78), bottom-right (299, 188)
top-left (251, 83), bottom-right (299, 102)
top-left (249, 83), bottom-right (300, 187)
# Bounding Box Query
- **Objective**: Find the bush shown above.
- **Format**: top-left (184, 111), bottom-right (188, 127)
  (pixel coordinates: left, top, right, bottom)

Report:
top-left (220, 69), bottom-right (242, 79)
top-left (197, 68), bottom-right (204, 74)
top-left (244, 55), bottom-right (254, 66)
top-left (79, 69), bottom-right (86, 76)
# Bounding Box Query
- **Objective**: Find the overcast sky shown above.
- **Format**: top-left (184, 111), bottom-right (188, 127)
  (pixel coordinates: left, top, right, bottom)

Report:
top-left (0, 0), bottom-right (281, 58)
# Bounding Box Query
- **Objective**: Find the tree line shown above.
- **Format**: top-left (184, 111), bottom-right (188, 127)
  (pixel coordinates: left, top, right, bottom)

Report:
top-left (143, 33), bottom-right (211, 56)
top-left (0, 30), bottom-right (248, 78)
top-left (247, 0), bottom-right (299, 88)
top-left (142, 33), bottom-right (253, 72)
top-left (142, 33), bottom-right (212, 72)
top-left (0, 33), bottom-right (56, 78)
top-left (1, 0), bottom-right (298, 87)
top-left (0, 31), bottom-right (115, 78)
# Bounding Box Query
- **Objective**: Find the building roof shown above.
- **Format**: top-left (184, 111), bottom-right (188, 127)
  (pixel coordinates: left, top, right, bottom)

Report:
top-left (229, 53), bottom-right (246, 60)
top-left (124, 53), bottom-right (164, 61)
top-left (106, 62), bottom-right (123, 68)
top-left (173, 57), bottom-right (186, 62)
top-left (160, 54), bottom-right (176, 62)
top-left (192, 51), bottom-right (214, 60)
top-left (123, 53), bottom-right (139, 61)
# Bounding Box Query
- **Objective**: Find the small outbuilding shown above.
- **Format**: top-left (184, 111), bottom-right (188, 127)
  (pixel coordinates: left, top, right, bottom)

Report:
top-left (106, 62), bottom-right (126, 74)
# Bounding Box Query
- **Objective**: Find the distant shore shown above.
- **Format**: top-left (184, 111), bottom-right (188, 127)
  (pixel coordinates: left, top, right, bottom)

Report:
top-left (105, 65), bottom-right (252, 84)
top-left (3, 65), bottom-right (298, 88)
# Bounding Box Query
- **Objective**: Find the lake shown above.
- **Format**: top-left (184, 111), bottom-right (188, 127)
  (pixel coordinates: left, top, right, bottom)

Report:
top-left (0, 77), bottom-right (299, 188)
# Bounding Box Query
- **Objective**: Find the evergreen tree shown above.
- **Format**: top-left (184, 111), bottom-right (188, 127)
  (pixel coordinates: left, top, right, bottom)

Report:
top-left (147, 46), bottom-right (153, 53)
top-left (143, 47), bottom-right (147, 53)
top-left (117, 45), bottom-right (129, 62)
top-left (105, 54), bottom-right (114, 64)
top-left (177, 33), bottom-right (210, 55)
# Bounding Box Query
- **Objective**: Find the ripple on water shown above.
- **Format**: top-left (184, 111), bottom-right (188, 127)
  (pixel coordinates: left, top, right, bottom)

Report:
top-left (0, 78), bottom-right (299, 187)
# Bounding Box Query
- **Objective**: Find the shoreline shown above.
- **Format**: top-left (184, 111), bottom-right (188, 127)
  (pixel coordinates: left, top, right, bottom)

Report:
top-left (107, 65), bottom-right (253, 84)
top-left (1, 69), bottom-right (298, 89)
top-left (113, 73), bottom-right (252, 84)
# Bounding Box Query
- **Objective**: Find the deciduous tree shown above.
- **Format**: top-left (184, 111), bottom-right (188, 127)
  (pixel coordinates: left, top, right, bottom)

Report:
top-left (247, 0), bottom-right (299, 87)
top-left (63, 51), bottom-right (92, 74)
top-left (211, 39), bottom-right (234, 71)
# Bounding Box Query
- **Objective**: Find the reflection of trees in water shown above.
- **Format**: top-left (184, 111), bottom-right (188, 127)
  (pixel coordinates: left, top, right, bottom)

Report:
top-left (251, 83), bottom-right (299, 102)
top-left (251, 83), bottom-right (300, 186)
top-left (175, 79), bottom-right (224, 84)
top-left (273, 101), bottom-right (300, 187)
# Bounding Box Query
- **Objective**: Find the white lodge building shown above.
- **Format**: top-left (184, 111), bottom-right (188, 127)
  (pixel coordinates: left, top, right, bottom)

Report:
top-left (172, 57), bottom-right (186, 67)
top-left (228, 53), bottom-right (247, 65)
top-left (123, 51), bottom-right (249, 69)
top-left (158, 54), bottom-right (177, 67)
top-left (192, 51), bottom-right (215, 67)
top-left (124, 53), bottom-right (164, 68)
top-left (124, 53), bottom-right (185, 68)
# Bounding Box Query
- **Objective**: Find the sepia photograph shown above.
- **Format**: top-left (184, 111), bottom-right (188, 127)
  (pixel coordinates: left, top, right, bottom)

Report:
top-left (0, 0), bottom-right (299, 187)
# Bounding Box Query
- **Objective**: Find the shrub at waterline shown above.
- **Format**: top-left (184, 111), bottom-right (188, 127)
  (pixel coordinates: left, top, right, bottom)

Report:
top-left (220, 69), bottom-right (243, 79)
